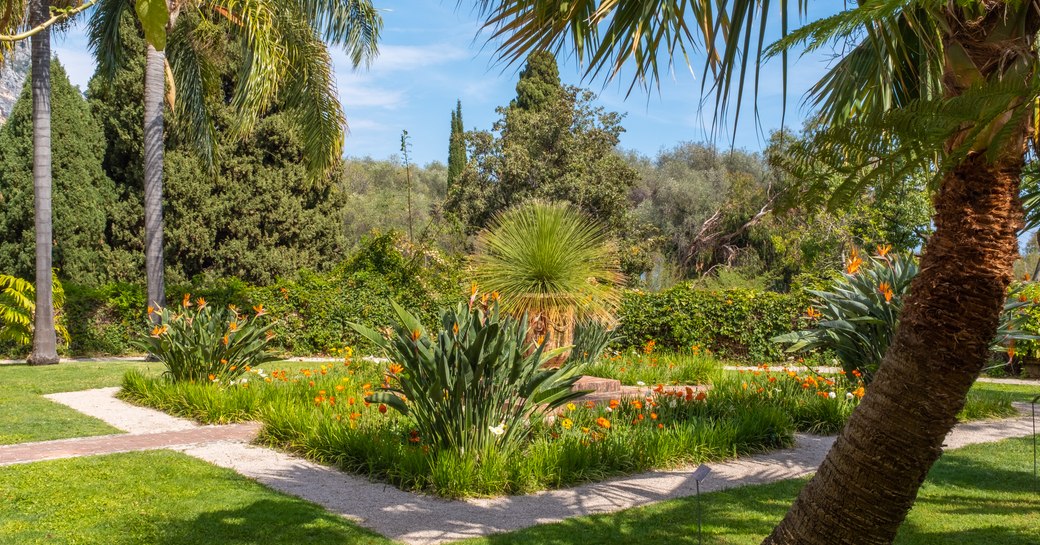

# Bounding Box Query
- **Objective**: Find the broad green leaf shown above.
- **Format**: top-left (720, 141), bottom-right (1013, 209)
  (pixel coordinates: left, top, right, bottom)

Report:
top-left (135, 0), bottom-right (169, 51)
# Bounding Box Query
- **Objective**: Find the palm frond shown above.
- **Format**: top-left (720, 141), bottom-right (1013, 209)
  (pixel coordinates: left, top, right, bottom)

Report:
top-left (776, 75), bottom-right (1040, 211)
top-left (278, 20), bottom-right (345, 183)
top-left (166, 14), bottom-right (219, 167)
top-left (297, 0), bottom-right (381, 67)
top-left (473, 0), bottom-right (809, 137)
top-left (86, 0), bottom-right (133, 79)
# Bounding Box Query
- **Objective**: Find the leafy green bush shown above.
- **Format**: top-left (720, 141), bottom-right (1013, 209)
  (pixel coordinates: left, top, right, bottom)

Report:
top-left (0, 272), bottom-right (69, 351)
top-left (772, 250), bottom-right (917, 381)
top-left (138, 295), bottom-right (278, 383)
top-left (615, 284), bottom-right (808, 361)
top-left (352, 299), bottom-right (584, 456)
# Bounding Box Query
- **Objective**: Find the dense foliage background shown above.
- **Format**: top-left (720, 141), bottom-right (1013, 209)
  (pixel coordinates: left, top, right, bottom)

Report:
top-left (0, 24), bottom-right (942, 359)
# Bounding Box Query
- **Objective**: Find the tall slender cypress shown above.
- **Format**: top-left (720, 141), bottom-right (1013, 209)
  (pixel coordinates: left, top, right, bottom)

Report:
top-left (447, 99), bottom-right (465, 188)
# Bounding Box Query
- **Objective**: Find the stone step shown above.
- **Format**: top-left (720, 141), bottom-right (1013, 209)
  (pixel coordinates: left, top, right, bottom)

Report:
top-left (572, 375), bottom-right (622, 394)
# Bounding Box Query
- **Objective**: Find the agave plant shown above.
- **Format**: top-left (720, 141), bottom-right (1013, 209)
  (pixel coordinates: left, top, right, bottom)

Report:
top-left (472, 200), bottom-right (622, 352)
top-left (772, 249), bottom-right (918, 382)
top-left (351, 299), bottom-right (586, 457)
top-left (0, 272), bottom-right (69, 347)
top-left (568, 319), bottom-right (616, 367)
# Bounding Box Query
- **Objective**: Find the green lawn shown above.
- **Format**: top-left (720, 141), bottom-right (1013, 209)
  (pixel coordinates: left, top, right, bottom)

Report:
top-left (0, 360), bottom-right (162, 445)
top-left (970, 381), bottom-right (1040, 403)
top-left (0, 450), bottom-right (393, 545)
top-left (0, 436), bottom-right (1035, 544)
top-left (459, 435), bottom-right (1040, 545)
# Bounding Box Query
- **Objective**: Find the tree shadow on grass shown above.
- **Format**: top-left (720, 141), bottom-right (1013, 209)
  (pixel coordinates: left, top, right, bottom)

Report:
top-left (153, 498), bottom-right (390, 545)
top-left (473, 479), bottom-right (804, 545)
top-left (896, 521), bottom-right (1040, 545)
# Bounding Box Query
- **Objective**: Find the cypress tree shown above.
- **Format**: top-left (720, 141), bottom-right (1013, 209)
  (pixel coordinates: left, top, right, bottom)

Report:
top-left (0, 59), bottom-right (117, 286)
top-left (447, 99), bottom-right (465, 188)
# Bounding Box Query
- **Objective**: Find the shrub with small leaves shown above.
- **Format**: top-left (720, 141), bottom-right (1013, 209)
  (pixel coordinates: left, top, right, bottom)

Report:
top-left (138, 294), bottom-right (279, 383)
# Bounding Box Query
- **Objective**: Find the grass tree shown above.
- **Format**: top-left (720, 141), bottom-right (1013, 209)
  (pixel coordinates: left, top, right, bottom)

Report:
top-left (87, 0), bottom-right (382, 311)
top-left (475, 1), bottom-right (1040, 544)
top-left (472, 201), bottom-right (621, 353)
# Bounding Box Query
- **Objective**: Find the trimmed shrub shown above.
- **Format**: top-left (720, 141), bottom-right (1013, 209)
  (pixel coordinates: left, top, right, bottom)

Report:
top-left (615, 284), bottom-right (809, 362)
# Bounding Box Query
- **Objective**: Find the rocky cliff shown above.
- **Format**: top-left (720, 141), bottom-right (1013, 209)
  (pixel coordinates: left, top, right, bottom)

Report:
top-left (0, 42), bottom-right (30, 124)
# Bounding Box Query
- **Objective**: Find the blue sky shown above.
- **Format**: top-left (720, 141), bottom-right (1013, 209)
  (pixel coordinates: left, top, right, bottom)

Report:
top-left (53, 2), bottom-right (843, 166)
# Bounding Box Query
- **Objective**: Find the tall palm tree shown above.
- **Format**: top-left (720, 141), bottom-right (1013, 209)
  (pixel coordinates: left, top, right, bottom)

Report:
top-left (475, 1), bottom-right (1040, 543)
top-left (1, 0), bottom-right (60, 364)
top-left (88, 0), bottom-right (382, 311)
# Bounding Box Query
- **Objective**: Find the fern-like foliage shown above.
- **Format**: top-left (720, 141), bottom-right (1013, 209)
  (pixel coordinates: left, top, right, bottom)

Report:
top-left (0, 272), bottom-right (69, 347)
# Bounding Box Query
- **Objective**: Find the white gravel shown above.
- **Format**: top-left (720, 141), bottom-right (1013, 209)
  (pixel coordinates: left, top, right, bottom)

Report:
top-left (50, 388), bottom-right (1040, 545)
top-left (45, 387), bottom-right (198, 434)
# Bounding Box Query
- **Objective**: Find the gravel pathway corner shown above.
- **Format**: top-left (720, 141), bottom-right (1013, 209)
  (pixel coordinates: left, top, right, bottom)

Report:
top-left (44, 388), bottom-right (1040, 545)
top-left (45, 387), bottom-right (199, 434)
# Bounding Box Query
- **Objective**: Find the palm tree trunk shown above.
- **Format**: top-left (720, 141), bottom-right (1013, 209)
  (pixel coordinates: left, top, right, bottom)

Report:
top-left (763, 124), bottom-right (1027, 545)
top-left (143, 43), bottom-right (166, 314)
top-left (26, 0), bottom-right (58, 366)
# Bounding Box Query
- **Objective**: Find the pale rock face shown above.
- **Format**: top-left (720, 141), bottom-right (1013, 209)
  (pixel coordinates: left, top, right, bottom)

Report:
top-left (0, 42), bottom-right (31, 125)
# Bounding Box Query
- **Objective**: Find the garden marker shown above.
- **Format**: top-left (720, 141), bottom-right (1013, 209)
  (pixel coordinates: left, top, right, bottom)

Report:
top-left (691, 464), bottom-right (712, 545)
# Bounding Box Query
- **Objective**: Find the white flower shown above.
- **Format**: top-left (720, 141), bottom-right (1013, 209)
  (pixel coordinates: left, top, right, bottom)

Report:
top-left (636, 381), bottom-right (647, 387)
top-left (828, 391), bottom-right (836, 399)
top-left (846, 392), bottom-right (854, 400)
top-left (489, 423), bottom-right (505, 436)
top-left (605, 407), bottom-right (613, 412)
top-left (669, 400), bottom-right (678, 408)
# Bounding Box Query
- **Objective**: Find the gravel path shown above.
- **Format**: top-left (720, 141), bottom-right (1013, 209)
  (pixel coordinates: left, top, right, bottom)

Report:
top-left (32, 388), bottom-right (1040, 545)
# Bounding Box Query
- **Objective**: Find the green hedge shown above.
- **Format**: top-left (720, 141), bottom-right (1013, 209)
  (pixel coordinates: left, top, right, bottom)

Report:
top-left (614, 284), bottom-right (809, 362)
top-left (6, 233), bottom-right (465, 358)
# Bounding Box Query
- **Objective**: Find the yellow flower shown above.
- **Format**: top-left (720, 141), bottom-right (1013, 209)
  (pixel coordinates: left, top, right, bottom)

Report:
top-left (561, 418), bottom-right (574, 430)
top-left (566, 402), bottom-right (576, 412)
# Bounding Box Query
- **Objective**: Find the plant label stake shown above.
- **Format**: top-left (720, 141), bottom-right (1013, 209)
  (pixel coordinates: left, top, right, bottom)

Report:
top-left (691, 464), bottom-right (712, 545)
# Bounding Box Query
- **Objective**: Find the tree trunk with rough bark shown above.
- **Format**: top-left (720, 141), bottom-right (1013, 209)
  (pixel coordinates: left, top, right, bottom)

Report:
top-left (763, 5), bottom-right (1037, 543)
top-left (142, 43), bottom-right (166, 313)
top-left (27, 0), bottom-right (58, 366)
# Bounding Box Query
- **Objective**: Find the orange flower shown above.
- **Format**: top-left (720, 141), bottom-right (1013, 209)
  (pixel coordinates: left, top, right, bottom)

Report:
top-left (657, 423), bottom-right (664, 429)
top-left (643, 339), bottom-right (656, 354)
top-left (452, 322), bottom-right (459, 336)
top-left (876, 244), bottom-right (891, 257)
top-left (182, 293), bottom-right (192, 308)
top-left (695, 391), bottom-right (707, 401)
top-left (147, 305), bottom-right (155, 316)
top-left (222, 334), bottom-right (229, 346)
top-left (195, 297), bottom-right (207, 309)
top-left (410, 329), bottom-right (421, 342)
top-left (208, 374), bottom-right (216, 381)
top-left (853, 386), bottom-right (865, 398)
top-left (878, 282), bottom-right (893, 303)
top-left (378, 404), bottom-right (388, 414)
top-left (609, 399), bottom-right (620, 409)
top-left (335, 384), bottom-right (345, 392)
top-left (253, 304), bottom-right (266, 316)
top-left (846, 248), bottom-right (863, 275)
top-left (387, 363), bottom-right (404, 375)
top-left (650, 412), bottom-right (658, 420)
top-left (806, 306), bottom-right (821, 320)
top-left (630, 400), bottom-right (643, 410)
top-left (595, 417), bottom-right (611, 429)
top-left (229, 322), bottom-right (238, 332)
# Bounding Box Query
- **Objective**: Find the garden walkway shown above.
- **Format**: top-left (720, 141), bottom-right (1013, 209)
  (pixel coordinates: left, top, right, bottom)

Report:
top-left (0, 388), bottom-right (1035, 544)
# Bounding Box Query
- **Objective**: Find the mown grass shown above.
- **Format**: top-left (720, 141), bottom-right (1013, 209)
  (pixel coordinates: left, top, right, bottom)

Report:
top-left (0, 449), bottom-right (393, 545)
top-left (583, 348), bottom-right (723, 386)
top-left (459, 435), bottom-right (1040, 545)
top-left (0, 360), bottom-right (161, 445)
top-left (969, 381), bottom-right (1040, 403)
